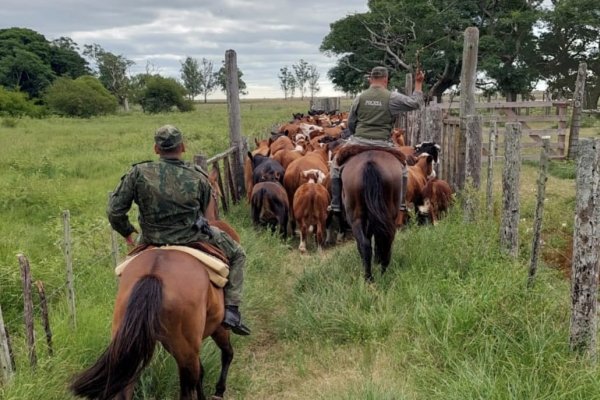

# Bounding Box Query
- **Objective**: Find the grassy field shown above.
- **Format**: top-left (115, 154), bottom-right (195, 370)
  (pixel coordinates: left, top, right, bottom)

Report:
top-left (1, 102), bottom-right (600, 399)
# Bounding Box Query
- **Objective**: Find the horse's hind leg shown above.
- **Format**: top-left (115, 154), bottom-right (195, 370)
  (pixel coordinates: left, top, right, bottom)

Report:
top-left (374, 233), bottom-right (394, 275)
top-left (210, 327), bottom-right (234, 399)
top-left (172, 344), bottom-right (202, 400)
top-left (351, 221), bottom-right (373, 281)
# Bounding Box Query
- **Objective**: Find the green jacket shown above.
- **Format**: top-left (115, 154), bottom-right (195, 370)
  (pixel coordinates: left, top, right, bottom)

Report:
top-left (353, 86), bottom-right (394, 140)
top-left (107, 157), bottom-right (212, 245)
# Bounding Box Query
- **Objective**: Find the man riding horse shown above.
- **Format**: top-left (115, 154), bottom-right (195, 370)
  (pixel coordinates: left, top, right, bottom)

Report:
top-left (107, 125), bottom-right (251, 336)
top-left (329, 66), bottom-right (425, 213)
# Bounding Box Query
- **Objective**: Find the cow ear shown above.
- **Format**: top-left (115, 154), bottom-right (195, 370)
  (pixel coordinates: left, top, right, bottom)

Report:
top-left (247, 151), bottom-right (253, 161)
top-left (427, 155), bottom-right (433, 163)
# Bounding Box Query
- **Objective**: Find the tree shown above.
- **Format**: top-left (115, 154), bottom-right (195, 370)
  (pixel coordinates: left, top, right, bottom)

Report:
top-left (538, 0), bottom-right (600, 107)
top-left (278, 66), bottom-right (296, 99)
top-left (307, 64), bottom-right (320, 100)
top-left (292, 59), bottom-right (310, 100)
top-left (83, 44), bottom-right (134, 111)
top-left (50, 37), bottom-right (89, 78)
top-left (321, 0), bottom-right (544, 101)
top-left (0, 28), bottom-right (88, 99)
top-left (199, 58), bottom-right (217, 103)
top-left (45, 76), bottom-right (118, 118)
top-left (214, 62), bottom-right (248, 96)
top-left (180, 56), bottom-right (202, 100)
top-left (137, 75), bottom-right (192, 114)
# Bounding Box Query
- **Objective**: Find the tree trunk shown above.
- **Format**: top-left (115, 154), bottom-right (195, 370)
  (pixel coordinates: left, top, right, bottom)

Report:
top-left (123, 97), bottom-right (130, 112)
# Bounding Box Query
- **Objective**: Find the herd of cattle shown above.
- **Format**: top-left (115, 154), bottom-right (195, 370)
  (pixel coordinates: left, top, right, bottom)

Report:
top-left (243, 111), bottom-right (454, 252)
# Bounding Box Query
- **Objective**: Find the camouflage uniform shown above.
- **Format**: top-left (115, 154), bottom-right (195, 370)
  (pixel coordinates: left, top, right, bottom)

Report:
top-left (107, 130), bottom-right (246, 308)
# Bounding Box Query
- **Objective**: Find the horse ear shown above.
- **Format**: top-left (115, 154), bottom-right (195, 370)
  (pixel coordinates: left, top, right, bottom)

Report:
top-left (209, 166), bottom-right (219, 184)
top-left (254, 138), bottom-right (260, 147)
top-left (247, 151), bottom-right (253, 161)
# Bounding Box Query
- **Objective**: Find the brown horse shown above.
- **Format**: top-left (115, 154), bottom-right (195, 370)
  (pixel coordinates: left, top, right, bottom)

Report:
top-left (342, 150), bottom-right (405, 281)
top-left (70, 250), bottom-right (233, 400)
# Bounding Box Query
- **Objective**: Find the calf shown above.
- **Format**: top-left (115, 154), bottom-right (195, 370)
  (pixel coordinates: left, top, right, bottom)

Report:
top-left (293, 171), bottom-right (330, 253)
top-left (419, 178), bottom-right (454, 225)
top-left (251, 181), bottom-right (289, 237)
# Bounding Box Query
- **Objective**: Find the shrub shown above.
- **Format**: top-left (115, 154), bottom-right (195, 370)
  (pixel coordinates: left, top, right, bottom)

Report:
top-left (44, 75), bottom-right (118, 117)
top-left (137, 75), bottom-right (191, 113)
top-left (0, 87), bottom-right (44, 117)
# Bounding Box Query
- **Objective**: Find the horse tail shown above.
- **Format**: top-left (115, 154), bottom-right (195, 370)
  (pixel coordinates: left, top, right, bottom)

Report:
top-left (363, 161), bottom-right (395, 239)
top-left (70, 275), bottom-right (163, 399)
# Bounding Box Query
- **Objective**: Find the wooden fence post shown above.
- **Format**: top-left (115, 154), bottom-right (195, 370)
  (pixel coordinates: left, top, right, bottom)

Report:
top-left (464, 114), bottom-right (483, 221)
top-left (458, 27), bottom-right (480, 191)
top-left (569, 138), bottom-right (600, 358)
top-left (465, 114), bottom-right (483, 188)
top-left (62, 210), bottom-right (76, 328)
top-left (0, 304), bottom-right (14, 384)
top-left (35, 281), bottom-right (53, 356)
top-left (528, 137), bottom-right (551, 288)
top-left (17, 254), bottom-right (37, 367)
top-left (428, 107), bottom-right (443, 176)
top-left (567, 62), bottom-right (587, 161)
top-left (486, 119), bottom-right (497, 215)
top-left (500, 123), bottom-right (521, 257)
top-left (225, 49), bottom-right (246, 198)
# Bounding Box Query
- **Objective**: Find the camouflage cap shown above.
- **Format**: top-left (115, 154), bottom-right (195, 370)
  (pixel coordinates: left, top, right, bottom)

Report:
top-left (369, 66), bottom-right (388, 79)
top-left (154, 125), bottom-right (183, 150)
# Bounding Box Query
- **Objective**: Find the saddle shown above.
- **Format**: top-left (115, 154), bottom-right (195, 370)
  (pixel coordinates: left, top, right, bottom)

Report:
top-left (118, 242), bottom-right (229, 287)
top-left (336, 144), bottom-right (407, 167)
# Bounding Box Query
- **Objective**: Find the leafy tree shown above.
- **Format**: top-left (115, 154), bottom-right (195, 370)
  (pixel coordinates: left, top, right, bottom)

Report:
top-left (198, 58), bottom-right (217, 103)
top-left (0, 28), bottom-right (55, 98)
top-left (538, 0), bottom-right (600, 107)
top-left (292, 59), bottom-right (310, 99)
top-left (0, 28), bottom-right (88, 98)
top-left (0, 87), bottom-right (44, 117)
top-left (278, 66), bottom-right (296, 99)
top-left (307, 64), bottom-right (320, 100)
top-left (321, 0), bottom-right (543, 101)
top-left (44, 76), bottom-right (117, 118)
top-left (215, 62), bottom-right (248, 96)
top-left (50, 37), bottom-right (89, 78)
top-left (83, 43), bottom-right (134, 111)
top-left (137, 75), bottom-right (191, 113)
top-left (180, 56), bottom-right (202, 100)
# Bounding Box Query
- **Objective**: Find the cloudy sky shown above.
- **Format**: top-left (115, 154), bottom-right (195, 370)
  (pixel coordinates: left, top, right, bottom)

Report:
top-left (1, 0), bottom-right (369, 98)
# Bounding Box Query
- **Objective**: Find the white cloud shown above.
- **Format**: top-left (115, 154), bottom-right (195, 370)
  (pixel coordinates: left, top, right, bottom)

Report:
top-left (1, 0), bottom-right (369, 98)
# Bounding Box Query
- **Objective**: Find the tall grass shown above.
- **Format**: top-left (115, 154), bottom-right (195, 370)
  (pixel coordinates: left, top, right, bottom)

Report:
top-left (2, 101), bottom-right (599, 399)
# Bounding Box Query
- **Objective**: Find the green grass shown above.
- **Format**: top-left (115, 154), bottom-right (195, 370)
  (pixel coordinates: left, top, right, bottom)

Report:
top-left (1, 101), bottom-right (598, 399)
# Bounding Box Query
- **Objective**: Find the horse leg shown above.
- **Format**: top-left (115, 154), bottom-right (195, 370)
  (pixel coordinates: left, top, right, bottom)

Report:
top-left (172, 345), bottom-right (202, 400)
top-left (374, 233), bottom-right (394, 275)
top-left (351, 221), bottom-right (373, 282)
top-left (114, 382), bottom-right (135, 400)
top-left (210, 328), bottom-right (234, 400)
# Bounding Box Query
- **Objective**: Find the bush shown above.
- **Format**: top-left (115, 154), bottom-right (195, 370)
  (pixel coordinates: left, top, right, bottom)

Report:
top-left (44, 75), bottom-right (118, 118)
top-left (137, 75), bottom-right (191, 113)
top-left (0, 87), bottom-right (44, 117)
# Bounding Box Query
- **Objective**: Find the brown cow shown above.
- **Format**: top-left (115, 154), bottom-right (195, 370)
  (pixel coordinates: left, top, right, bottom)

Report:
top-left (293, 171), bottom-right (330, 253)
top-left (396, 153), bottom-right (435, 226)
top-left (269, 135), bottom-right (294, 156)
top-left (272, 149), bottom-right (303, 171)
top-left (419, 178), bottom-right (454, 225)
top-left (251, 181), bottom-right (289, 237)
top-left (283, 145), bottom-right (329, 214)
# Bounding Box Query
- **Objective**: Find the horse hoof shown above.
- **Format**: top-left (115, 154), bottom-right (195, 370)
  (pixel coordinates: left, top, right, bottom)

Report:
top-left (212, 396), bottom-right (224, 400)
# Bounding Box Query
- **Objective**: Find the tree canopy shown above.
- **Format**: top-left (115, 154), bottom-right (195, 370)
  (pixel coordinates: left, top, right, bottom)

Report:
top-left (0, 28), bottom-right (88, 98)
top-left (321, 0), bottom-right (548, 101)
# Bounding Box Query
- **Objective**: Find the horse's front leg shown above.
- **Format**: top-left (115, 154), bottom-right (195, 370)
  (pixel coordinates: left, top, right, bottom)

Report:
top-left (211, 327), bottom-right (234, 400)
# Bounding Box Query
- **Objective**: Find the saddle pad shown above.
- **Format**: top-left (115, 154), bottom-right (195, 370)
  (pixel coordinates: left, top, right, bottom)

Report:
top-left (336, 145), bottom-right (407, 167)
top-left (115, 245), bottom-right (229, 288)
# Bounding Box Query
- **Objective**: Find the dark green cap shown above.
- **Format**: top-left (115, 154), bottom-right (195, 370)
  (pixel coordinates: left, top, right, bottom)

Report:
top-left (154, 125), bottom-right (183, 150)
top-left (369, 66), bottom-right (388, 79)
